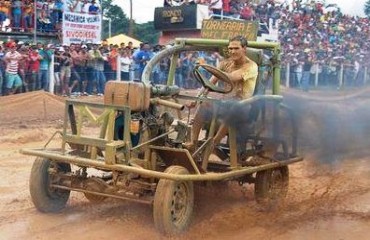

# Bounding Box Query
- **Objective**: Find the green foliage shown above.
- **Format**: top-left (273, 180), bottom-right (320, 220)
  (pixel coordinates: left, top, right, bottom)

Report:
top-left (133, 22), bottom-right (160, 44)
top-left (101, 0), bottom-right (160, 43)
top-left (365, 0), bottom-right (370, 18)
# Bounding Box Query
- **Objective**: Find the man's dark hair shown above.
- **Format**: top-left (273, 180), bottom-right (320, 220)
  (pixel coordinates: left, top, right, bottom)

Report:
top-left (229, 35), bottom-right (248, 48)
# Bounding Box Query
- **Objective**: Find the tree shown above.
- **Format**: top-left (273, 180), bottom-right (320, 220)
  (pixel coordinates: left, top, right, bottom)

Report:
top-left (101, 0), bottom-right (130, 40)
top-left (134, 22), bottom-right (160, 44)
top-left (100, 0), bottom-right (160, 43)
top-left (365, 0), bottom-right (370, 18)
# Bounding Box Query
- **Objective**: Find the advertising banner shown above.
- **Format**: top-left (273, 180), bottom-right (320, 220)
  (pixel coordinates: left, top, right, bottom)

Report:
top-left (201, 19), bottom-right (258, 41)
top-left (62, 0), bottom-right (102, 45)
top-left (62, 12), bottom-right (101, 45)
top-left (154, 4), bottom-right (208, 31)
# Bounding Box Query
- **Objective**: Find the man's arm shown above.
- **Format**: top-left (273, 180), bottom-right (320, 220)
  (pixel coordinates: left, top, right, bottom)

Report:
top-left (227, 61), bottom-right (258, 83)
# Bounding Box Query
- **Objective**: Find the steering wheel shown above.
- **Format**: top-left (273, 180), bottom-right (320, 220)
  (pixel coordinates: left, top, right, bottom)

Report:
top-left (193, 64), bottom-right (234, 94)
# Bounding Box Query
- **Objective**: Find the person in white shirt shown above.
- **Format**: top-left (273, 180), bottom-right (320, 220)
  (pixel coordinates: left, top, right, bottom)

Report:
top-left (81, 0), bottom-right (91, 14)
top-left (120, 49), bottom-right (132, 81)
top-left (209, 0), bottom-right (223, 19)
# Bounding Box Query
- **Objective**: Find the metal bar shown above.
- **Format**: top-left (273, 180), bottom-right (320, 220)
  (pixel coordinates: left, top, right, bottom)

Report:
top-left (21, 148), bottom-right (303, 181)
top-left (272, 47), bottom-right (281, 95)
top-left (150, 146), bottom-right (201, 175)
top-left (66, 99), bottom-right (129, 112)
top-left (167, 53), bottom-right (178, 86)
top-left (192, 138), bottom-right (211, 158)
top-left (51, 184), bottom-right (153, 205)
top-left (175, 38), bottom-right (280, 50)
top-left (239, 95), bottom-right (283, 105)
top-left (131, 129), bottom-right (176, 151)
top-left (150, 98), bottom-right (184, 110)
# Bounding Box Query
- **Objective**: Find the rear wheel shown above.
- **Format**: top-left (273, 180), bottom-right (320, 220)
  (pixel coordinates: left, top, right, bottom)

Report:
top-left (255, 166), bottom-right (289, 209)
top-left (29, 158), bottom-right (71, 212)
top-left (153, 166), bottom-right (194, 235)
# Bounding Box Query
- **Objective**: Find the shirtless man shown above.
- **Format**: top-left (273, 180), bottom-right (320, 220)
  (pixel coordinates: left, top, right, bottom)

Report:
top-left (185, 35), bottom-right (258, 149)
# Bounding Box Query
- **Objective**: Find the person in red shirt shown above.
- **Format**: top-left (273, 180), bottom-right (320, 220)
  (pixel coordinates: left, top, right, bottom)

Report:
top-left (28, 45), bottom-right (41, 91)
top-left (108, 45), bottom-right (119, 80)
top-left (222, 0), bottom-right (230, 16)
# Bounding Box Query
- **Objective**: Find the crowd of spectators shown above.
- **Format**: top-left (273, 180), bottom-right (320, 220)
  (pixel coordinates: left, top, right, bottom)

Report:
top-left (164, 0), bottom-right (370, 89)
top-left (0, 0), bottom-right (100, 33)
top-left (0, 0), bottom-right (369, 97)
top-left (0, 39), bottom-right (225, 96)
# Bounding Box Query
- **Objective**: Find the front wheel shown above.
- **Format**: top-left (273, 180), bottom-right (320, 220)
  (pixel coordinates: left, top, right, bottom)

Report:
top-left (29, 158), bottom-right (71, 212)
top-left (254, 166), bottom-right (289, 209)
top-left (153, 166), bottom-right (194, 235)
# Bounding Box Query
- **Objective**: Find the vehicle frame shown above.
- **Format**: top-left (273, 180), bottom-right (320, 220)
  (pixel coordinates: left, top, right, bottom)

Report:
top-left (21, 38), bottom-right (303, 235)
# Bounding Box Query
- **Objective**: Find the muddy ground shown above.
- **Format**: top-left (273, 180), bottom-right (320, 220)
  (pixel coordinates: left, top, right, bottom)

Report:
top-left (0, 89), bottom-right (369, 240)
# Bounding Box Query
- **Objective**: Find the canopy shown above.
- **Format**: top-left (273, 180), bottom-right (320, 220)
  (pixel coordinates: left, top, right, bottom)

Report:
top-left (106, 34), bottom-right (142, 48)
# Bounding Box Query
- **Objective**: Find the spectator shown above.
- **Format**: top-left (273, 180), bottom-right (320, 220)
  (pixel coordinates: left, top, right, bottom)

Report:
top-left (0, 44), bottom-right (5, 95)
top-left (23, 0), bottom-right (34, 31)
top-left (58, 47), bottom-right (72, 96)
top-left (74, 44), bottom-right (90, 95)
top-left (135, 43), bottom-right (152, 80)
top-left (0, 1), bottom-right (10, 31)
top-left (89, 43), bottom-right (105, 96)
top-left (119, 48), bottom-right (132, 81)
top-left (4, 41), bottom-right (24, 95)
top-left (28, 45), bottom-right (41, 92)
top-left (209, 0), bottom-right (223, 19)
top-left (107, 44), bottom-right (119, 80)
top-left (11, 0), bottom-right (23, 31)
top-left (38, 43), bottom-right (52, 91)
top-left (18, 45), bottom-right (30, 92)
top-left (88, 0), bottom-right (100, 15)
top-left (81, 0), bottom-right (91, 14)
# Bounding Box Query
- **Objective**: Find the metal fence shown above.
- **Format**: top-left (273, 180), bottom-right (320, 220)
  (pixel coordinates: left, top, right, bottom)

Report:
top-left (282, 62), bottom-right (369, 90)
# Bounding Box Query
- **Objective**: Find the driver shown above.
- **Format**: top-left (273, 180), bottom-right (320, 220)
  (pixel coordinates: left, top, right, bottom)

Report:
top-left (184, 35), bottom-right (258, 150)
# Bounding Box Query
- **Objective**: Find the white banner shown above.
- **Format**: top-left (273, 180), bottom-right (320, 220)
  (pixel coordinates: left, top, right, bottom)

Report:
top-left (62, 12), bottom-right (101, 45)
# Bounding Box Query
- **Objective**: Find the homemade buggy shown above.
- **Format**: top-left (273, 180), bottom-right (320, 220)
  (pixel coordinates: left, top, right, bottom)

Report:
top-left (21, 38), bottom-right (303, 235)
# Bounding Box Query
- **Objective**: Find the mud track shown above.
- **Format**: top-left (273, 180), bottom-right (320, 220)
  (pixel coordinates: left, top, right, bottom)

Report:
top-left (0, 89), bottom-right (370, 240)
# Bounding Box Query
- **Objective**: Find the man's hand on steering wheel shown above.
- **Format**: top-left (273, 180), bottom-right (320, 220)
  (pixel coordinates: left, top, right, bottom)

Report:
top-left (193, 64), bottom-right (234, 94)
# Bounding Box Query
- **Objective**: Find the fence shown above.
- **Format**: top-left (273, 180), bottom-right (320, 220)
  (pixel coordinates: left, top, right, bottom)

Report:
top-left (281, 62), bottom-right (369, 89)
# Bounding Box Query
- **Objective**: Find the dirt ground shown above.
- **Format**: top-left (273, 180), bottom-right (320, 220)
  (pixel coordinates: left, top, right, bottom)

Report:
top-left (0, 89), bottom-right (370, 240)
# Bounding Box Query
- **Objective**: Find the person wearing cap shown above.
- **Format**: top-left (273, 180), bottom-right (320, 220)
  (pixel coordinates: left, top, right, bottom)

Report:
top-left (3, 42), bottom-right (25, 95)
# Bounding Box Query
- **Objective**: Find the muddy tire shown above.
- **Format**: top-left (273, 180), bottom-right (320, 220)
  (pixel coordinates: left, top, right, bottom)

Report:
top-left (255, 166), bottom-right (289, 208)
top-left (153, 166), bottom-right (194, 235)
top-left (29, 158), bottom-right (71, 212)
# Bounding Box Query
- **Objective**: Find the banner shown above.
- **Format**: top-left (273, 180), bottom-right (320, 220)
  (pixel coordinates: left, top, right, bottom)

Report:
top-left (154, 5), bottom-right (208, 31)
top-left (62, 12), bottom-right (101, 45)
top-left (201, 19), bottom-right (258, 41)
